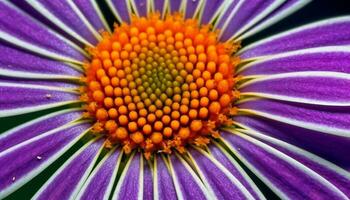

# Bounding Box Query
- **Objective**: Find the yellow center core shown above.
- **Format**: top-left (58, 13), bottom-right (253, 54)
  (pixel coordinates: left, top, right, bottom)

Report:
top-left (82, 13), bottom-right (240, 158)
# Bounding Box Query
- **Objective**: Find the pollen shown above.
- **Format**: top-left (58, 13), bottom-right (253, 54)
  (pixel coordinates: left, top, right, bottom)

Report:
top-left (81, 13), bottom-right (240, 156)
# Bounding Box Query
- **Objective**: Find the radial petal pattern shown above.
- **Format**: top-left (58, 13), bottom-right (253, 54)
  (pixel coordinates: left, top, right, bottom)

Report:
top-left (0, 0), bottom-right (350, 199)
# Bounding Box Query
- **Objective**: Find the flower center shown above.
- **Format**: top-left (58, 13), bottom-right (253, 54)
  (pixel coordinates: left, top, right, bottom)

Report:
top-left (81, 13), bottom-right (240, 158)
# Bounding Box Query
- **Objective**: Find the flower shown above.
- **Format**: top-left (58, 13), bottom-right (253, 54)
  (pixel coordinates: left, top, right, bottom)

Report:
top-left (0, 0), bottom-right (349, 199)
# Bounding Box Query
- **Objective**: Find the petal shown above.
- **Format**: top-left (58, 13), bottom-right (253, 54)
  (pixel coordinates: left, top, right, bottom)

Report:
top-left (26, 0), bottom-right (101, 46)
top-left (239, 16), bottom-right (350, 59)
top-left (208, 143), bottom-right (265, 200)
top-left (0, 83), bottom-right (80, 117)
top-left (168, 154), bottom-right (212, 199)
top-left (143, 156), bottom-right (154, 200)
top-left (238, 0), bottom-right (311, 40)
top-left (215, 1), bottom-right (239, 30)
top-left (131, 0), bottom-right (150, 17)
top-left (0, 43), bottom-right (82, 79)
top-left (238, 98), bottom-right (350, 137)
top-left (169, 0), bottom-right (182, 14)
top-left (112, 153), bottom-right (143, 200)
top-left (0, 108), bottom-right (82, 152)
top-left (239, 72), bottom-right (350, 106)
top-left (184, 0), bottom-right (203, 19)
top-left (0, 122), bottom-right (90, 199)
top-left (154, 155), bottom-right (177, 200)
top-left (200, 0), bottom-right (226, 24)
top-left (188, 148), bottom-right (254, 199)
top-left (151, 0), bottom-right (167, 17)
top-left (0, 1), bottom-right (85, 64)
top-left (107, 0), bottom-right (132, 23)
top-left (234, 115), bottom-right (350, 170)
top-left (33, 138), bottom-right (104, 200)
top-left (0, 76), bottom-right (80, 89)
top-left (76, 148), bottom-right (122, 200)
top-left (73, 0), bottom-right (111, 33)
top-left (234, 127), bottom-right (350, 197)
top-left (222, 131), bottom-right (348, 199)
top-left (219, 0), bottom-right (284, 41)
top-left (238, 47), bottom-right (350, 75)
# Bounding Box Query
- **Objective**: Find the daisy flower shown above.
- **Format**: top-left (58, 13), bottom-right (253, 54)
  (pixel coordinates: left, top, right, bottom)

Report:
top-left (0, 0), bottom-right (349, 199)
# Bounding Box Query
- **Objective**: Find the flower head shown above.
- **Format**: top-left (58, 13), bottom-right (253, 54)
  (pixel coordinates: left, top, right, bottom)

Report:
top-left (0, 0), bottom-right (349, 199)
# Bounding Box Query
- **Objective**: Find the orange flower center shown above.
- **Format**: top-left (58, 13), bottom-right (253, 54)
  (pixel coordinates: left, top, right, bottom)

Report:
top-left (81, 13), bottom-right (240, 158)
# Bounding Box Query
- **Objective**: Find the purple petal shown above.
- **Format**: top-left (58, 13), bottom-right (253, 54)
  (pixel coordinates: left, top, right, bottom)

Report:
top-left (184, 0), bottom-right (202, 19)
top-left (0, 43), bottom-right (82, 78)
top-left (169, 0), bottom-right (182, 13)
top-left (34, 138), bottom-right (104, 200)
top-left (73, 0), bottom-right (110, 32)
top-left (0, 76), bottom-right (80, 89)
top-left (132, 0), bottom-right (149, 17)
top-left (155, 155), bottom-right (177, 200)
top-left (0, 109), bottom-right (82, 152)
top-left (108, 0), bottom-right (131, 23)
top-left (238, 98), bottom-right (350, 136)
top-left (143, 157), bottom-right (153, 200)
top-left (0, 83), bottom-right (79, 117)
top-left (0, 122), bottom-right (90, 199)
top-left (27, 0), bottom-right (99, 45)
top-left (238, 0), bottom-right (311, 40)
top-left (240, 16), bottom-right (350, 59)
top-left (208, 144), bottom-right (264, 199)
top-left (222, 132), bottom-right (348, 199)
top-left (215, 1), bottom-right (239, 30)
top-left (219, 0), bottom-right (282, 41)
top-left (168, 154), bottom-right (211, 199)
top-left (238, 129), bottom-right (350, 197)
top-left (234, 115), bottom-right (350, 170)
top-left (113, 153), bottom-right (142, 200)
top-left (239, 47), bottom-right (350, 76)
top-left (200, 0), bottom-right (226, 24)
top-left (240, 72), bottom-right (350, 106)
top-left (152, 0), bottom-right (166, 16)
top-left (77, 148), bottom-right (122, 200)
top-left (189, 148), bottom-right (253, 199)
top-left (0, 2), bottom-right (85, 63)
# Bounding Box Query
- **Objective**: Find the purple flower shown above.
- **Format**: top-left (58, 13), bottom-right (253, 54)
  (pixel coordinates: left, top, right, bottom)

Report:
top-left (0, 0), bottom-right (349, 199)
